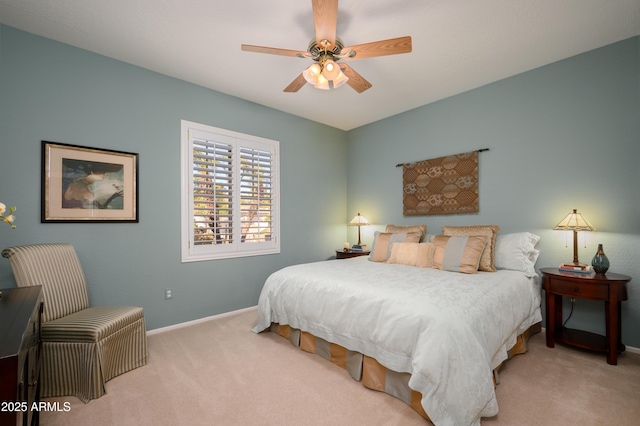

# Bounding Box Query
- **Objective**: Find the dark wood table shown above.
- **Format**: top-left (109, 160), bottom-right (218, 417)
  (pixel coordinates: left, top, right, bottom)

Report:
top-left (335, 249), bottom-right (370, 259)
top-left (541, 268), bottom-right (631, 365)
top-left (0, 286), bottom-right (43, 426)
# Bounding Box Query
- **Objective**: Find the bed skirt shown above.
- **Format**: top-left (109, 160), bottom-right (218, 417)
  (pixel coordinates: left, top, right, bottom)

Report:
top-left (269, 321), bottom-right (541, 422)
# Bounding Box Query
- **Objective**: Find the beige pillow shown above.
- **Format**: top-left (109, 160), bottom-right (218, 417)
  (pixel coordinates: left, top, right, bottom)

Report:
top-left (369, 231), bottom-right (422, 262)
top-left (442, 225), bottom-right (500, 272)
top-left (432, 235), bottom-right (487, 274)
top-left (387, 242), bottom-right (436, 268)
top-left (385, 224), bottom-right (427, 242)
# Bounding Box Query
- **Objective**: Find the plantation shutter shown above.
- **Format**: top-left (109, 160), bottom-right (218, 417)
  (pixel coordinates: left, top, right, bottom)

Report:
top-left (239, 144), bottom-right (274, 243)
top-left (182, 121), bottom-right (279, 262)
top-left (192, 136), bottom-right (234, 246)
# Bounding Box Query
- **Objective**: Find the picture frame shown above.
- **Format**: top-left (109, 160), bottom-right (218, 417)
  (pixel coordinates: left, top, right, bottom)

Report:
top-left (41, 141), bottom-right (139, 223)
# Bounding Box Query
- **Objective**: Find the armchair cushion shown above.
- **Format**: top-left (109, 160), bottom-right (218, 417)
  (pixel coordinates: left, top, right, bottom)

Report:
top-left (42, 306), bottom-right (145, 342)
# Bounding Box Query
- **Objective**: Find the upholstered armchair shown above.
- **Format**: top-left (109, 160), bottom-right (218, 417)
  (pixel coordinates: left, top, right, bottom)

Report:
top-left (1, 243), bottom-right (147, 402)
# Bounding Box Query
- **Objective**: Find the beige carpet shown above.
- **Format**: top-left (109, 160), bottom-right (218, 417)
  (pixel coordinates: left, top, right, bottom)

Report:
top-left (40, 308), bottom-right (640, 426)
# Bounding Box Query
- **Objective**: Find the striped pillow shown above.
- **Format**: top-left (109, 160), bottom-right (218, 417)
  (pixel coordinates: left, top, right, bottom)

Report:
top-left (433, 235), bottom-right (488, 274)
top-left (442, 225), bottom-right (500, 272)
top-left (369, 231), bottom-right (421, 262)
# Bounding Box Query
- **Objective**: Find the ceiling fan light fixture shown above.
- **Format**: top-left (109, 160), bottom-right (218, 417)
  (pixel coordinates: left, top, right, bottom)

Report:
top-left (241, 1), bottom-right (412, 94)
top-left (314, 74), bottom-right (330, 90)
top-left (322, 60), bottom-right (341, 80)
top-left (303, 63), bottom-right (322, 85)
top-left (331, 70), bottom-right (349, 88)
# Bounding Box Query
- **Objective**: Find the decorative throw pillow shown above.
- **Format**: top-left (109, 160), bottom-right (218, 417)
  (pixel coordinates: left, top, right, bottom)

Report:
top-left (387, 242), bottom-right (436, 268)
top-left (494, 232), bottom-right (541, 276)
top-left (432, 235), bottom-right (487, 274)
top-left (441, 225), bottom-right (500, 272)
top-left (385, 224), bottom-right (427, 242)
top-left (369, 231), bottom-right (421, 262)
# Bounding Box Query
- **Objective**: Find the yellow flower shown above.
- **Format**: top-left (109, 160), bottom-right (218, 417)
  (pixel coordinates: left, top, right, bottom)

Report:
top-left (0, 202), bottom-right (17, 229)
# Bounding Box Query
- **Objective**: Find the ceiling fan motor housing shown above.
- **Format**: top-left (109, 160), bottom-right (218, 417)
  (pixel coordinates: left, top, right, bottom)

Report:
top-left (308, 37), bottom-right (345, 59)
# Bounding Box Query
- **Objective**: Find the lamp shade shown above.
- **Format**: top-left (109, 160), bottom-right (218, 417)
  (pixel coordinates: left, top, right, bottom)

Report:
top-left (322, 60), bottom-right (341, 80)
top-left (303, 64), bottom-right (321, 85)
top-left (553, 209), bottom-right (594, 231)
top-left (314, 74), bottom-right (330, 90)
top-left (348, 213), bottom-right (370, 226)
top-left (331, 70), bottom-right (349, 88)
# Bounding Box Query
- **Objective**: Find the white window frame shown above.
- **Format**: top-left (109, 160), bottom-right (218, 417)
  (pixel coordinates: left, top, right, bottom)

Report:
top-left (181, 120), bottom-right (280, 262)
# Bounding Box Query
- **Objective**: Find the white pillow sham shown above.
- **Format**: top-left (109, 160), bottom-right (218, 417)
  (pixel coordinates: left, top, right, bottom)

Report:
top-left (494, 232), bottom-right (540, 276)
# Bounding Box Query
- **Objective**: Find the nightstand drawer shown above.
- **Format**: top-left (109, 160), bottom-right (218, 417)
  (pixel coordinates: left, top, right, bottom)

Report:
top-left (335, 249), bottom-right (370, 259)
top-left (549, 279), bottom-right (608, 299)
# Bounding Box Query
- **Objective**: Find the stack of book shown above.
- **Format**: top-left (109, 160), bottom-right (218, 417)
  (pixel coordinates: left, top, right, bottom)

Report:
top-left (558, 263), bottom-right (592, 274)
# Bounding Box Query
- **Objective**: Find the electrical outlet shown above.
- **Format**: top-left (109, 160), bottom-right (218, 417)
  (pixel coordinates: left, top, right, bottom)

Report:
top-left (165, 289), bottom-right (173, 300)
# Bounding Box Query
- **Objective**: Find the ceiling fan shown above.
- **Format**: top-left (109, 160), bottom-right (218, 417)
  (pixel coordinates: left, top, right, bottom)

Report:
top-left (241, 0), bottom-right (412, 93)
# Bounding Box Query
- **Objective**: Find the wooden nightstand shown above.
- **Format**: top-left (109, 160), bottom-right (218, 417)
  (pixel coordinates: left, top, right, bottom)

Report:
top-left (335, 249), bottom-right (370, 259)
top-left (541, 268), bottom-right (631, 365)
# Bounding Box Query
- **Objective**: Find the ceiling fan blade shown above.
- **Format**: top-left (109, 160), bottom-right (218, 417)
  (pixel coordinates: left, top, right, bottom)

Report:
top-left (312, 0), bottom-right (338, 50)
top-left (340, 36), bottom-right (412, 60)
top-left (242, 44), bottom-right (309, 58)
top-left (284, 73), bottom-right (307, 92)
top-left (339, 63), bottom-right (372, 93)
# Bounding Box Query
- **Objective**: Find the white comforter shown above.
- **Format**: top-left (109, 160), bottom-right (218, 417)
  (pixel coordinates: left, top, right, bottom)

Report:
top-left (253, 257), bottom-right (542, 426)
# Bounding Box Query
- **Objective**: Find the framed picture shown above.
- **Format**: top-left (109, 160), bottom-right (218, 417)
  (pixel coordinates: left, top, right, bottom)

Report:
top-left (41, 141), bottom-right (139, 223)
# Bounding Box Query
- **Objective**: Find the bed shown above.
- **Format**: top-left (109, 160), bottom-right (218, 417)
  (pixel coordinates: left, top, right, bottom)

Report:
top-left (253, 227), bottom-right (542, 426)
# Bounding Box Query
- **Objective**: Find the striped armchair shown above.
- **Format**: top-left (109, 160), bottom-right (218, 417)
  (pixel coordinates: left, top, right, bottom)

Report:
top-left (2, 243), bottom-right (147, 403)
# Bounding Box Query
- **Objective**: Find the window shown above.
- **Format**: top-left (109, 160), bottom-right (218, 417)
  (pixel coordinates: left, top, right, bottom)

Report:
top-left (181, 120), bottom-right (280, 262)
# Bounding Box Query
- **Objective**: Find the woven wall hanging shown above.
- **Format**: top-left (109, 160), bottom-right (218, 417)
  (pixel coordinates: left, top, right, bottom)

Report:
top-left (400, 150), bottom-right (487, 216)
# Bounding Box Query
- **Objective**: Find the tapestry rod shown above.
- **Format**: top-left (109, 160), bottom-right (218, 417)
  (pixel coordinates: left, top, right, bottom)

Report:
top-left (395, 148), bottom-right (489, 167)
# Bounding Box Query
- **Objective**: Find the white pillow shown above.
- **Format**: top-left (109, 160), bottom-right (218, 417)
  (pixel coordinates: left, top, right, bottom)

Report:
top-left (494, 232), bottom-right (540, 276)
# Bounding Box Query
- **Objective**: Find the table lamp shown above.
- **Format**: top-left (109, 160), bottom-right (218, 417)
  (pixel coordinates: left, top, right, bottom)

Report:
top-left (348, 213), bottom-right (370, 248)
top-left (553, 208), bottom-right (594, 266)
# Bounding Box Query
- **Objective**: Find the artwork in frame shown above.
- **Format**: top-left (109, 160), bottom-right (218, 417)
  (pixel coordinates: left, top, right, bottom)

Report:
top-left (41, 141), bottom-right (139, 223)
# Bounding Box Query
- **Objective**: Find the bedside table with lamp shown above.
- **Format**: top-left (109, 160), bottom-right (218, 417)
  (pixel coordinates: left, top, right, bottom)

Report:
top-left (542, 208), bottom-right (632, 365)
top-left (337, 213), bottom-right (371, 259)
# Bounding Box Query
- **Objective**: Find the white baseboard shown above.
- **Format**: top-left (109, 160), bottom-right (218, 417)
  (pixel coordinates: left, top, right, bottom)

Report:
top-left (540, 327), bottom-right (640, 355)
top-left (147, 305), bottom-right (258, 336)
top-left (627, 346), bottom-right (640, 355)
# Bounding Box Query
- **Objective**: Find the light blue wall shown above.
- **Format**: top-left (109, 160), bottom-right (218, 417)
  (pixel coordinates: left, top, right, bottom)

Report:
top-left (0, 25), bottom-right (348, 330)
top-left (2, 24), bottom-right (639, 348)
top-left (347, 36), bottom-right (640, 348)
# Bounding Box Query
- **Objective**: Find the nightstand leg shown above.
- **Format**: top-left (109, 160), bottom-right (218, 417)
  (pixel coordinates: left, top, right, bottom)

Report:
top-left (606, 298), bottom-right (622, 365)
top-left (545, 287), bottom-right (556, 348)
top-left (554, 295), bottom-right (562, 332)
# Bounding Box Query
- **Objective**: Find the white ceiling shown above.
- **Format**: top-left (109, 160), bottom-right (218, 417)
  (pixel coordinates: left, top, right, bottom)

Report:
top-left (1, 0), bottom-right (639, 130)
